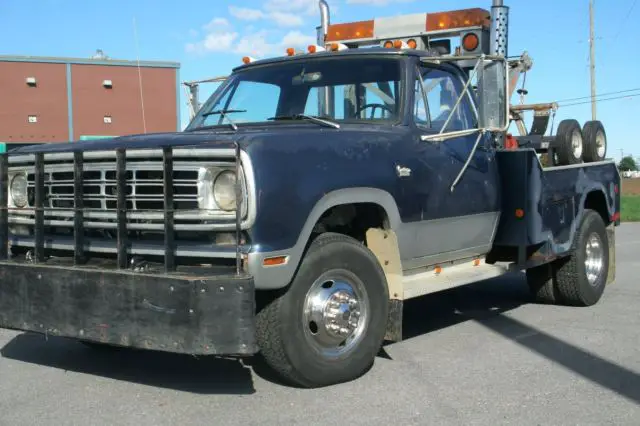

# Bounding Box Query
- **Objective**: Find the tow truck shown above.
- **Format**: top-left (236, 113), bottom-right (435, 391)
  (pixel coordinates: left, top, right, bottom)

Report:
top-left (0, 0), bottom-right (620, 388)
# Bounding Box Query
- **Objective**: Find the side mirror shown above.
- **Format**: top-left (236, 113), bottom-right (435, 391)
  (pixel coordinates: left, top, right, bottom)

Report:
top-left (476, 58), bottom-right (508, 131)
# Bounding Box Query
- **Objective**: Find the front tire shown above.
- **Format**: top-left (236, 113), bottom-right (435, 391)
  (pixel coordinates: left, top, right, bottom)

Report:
top-left (256, 232), bottom-right (389, 388)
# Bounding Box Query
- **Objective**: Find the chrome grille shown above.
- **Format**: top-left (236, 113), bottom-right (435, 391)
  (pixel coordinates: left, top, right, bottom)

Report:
top-left (7, 155), bottom-right (240, 232)
top-left (25, 163), bottom-right (200, 211)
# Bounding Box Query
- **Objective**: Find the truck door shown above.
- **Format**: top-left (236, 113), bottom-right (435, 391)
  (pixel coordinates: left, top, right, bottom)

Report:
top-left (398, 62), bottom-right (500, 270)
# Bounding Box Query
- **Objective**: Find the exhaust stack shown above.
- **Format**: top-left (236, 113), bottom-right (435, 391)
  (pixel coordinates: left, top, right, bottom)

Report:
top-left (318, 0), bottom-right (330, 45)
top-left (490, 0), bottom-right (509, 57)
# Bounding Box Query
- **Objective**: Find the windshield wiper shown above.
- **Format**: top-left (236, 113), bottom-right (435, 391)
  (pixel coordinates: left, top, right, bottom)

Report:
top-left (268, 114), bottom-right (340, 129)
top-left (201, 109), bottom-right (247, 130)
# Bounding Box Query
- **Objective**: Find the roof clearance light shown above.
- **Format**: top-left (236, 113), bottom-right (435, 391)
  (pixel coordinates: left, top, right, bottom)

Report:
top-left (242, 56), bottom-right (256, 64)
top-left (329, 43), bottom-right (349, 51)
top-left (383, 40), bottom-right (394, 48)
top-left (426, 8), bottom-right (491, 32)
top-left (407, 39), bottom-right (418, 49)
top-left (325, 20), bottom-right (375, 42)
top-left (286, 47), bottom-right (296, 56)
top-left (393, 40), bottom-right (408, 49)
top-left (308, 44), bottom-right (326, 53)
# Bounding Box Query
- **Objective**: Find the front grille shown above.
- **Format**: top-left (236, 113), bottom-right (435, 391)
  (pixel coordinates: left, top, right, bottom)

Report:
top-left (26, 164), bottom-right (199, 211)
top-left (7, 151), bottom-right (241, 232)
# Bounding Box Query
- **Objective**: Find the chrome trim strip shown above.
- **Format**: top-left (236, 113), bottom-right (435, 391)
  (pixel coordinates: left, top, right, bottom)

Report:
top-left (9, 235), bottom-right (244, 258)
top-left (8, 209), bottom-right (236, 221)
top-left (8, 148), bottom-right (238, 165)
top-left (9, 216), bottom-right (239, 231)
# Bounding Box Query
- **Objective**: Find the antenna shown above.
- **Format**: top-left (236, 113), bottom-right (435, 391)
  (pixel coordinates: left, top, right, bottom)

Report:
top-left (133, 17), bottom-right (147, 133)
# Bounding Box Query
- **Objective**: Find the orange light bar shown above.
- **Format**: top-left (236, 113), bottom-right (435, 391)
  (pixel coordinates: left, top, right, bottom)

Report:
top-left (325, 19), bottom-right (374, 42)
top-left (426, 8), bottom-right (490, 32)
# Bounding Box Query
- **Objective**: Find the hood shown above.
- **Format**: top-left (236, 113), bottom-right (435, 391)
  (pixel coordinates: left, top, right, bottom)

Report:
top-left (8, 131), bottom-right (241, 155)
top-left (8, 122), bottom-right (402, 155)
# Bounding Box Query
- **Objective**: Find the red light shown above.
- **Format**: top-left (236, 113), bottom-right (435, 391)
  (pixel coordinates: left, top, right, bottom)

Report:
top-left (462, 33), bottom-right (479, 51)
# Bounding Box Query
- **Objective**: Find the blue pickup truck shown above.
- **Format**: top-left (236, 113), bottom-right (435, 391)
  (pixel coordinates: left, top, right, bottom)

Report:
top-left (0, 1), bottom-right (620, 388)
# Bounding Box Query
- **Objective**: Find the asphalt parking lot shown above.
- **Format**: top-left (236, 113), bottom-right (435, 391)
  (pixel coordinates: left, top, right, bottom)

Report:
top-left (1, 223), bottom-right (639, 425)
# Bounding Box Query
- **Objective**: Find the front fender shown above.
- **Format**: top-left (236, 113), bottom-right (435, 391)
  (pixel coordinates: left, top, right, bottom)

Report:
top-left (246, 187), bottom-right (402, 290)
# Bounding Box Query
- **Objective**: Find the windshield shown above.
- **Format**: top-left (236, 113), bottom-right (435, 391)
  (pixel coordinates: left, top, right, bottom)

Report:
top-left (186, 56), bottom-right (405, 130)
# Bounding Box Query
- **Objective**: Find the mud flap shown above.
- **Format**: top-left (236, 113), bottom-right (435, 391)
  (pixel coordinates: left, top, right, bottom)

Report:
top-left (366, 228), bottom-right (403, 342)
top-left (607, 223), bottom-right (616, 285)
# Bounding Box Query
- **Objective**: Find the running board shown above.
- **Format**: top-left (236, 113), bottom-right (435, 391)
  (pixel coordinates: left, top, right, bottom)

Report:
top-left (402, 258), bottom-right (510, 300)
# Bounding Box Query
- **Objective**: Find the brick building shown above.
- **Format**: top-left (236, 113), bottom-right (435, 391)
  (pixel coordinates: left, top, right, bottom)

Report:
top-left (0, 54), bottom-right (181, 148)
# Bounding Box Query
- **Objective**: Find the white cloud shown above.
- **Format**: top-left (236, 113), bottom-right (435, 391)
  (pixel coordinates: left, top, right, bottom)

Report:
top-left (235, 31), bottom-right (277, 57)
top-left (229, 6), bottom-right (265, 21)
top-left (186, 1), bottom-right (321, 56)
top-left (270, 12), bottom-right (305, 27)
top-left (186, 31), bottom-right (239, 54)
top-left (264, 0), bottom-right (318, 16)
top-left (281, 30), bottom-right (316, 47)
top-left (202, 17), bottom-right (230, 32)
top-left (347, 0), bottom-right (414, 5)
top-left (229, 5), bottom-right (304, 28)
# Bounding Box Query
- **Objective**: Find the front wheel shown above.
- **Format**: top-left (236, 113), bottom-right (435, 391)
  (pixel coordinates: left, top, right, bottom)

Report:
top-left (256, 232), bottom-right (389, 388)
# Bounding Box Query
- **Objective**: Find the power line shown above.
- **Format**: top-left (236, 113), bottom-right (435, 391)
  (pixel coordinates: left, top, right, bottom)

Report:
top-left (612, 0), bottom-right (639, 43)
top-left (559, 92), bottom-right (640, 108)
top-left (554, 87), bottom-right (640, 103)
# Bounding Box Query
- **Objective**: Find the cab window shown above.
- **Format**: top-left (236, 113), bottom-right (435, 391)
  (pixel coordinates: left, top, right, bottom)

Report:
top-left (414, 66), bottom-right (475, 132)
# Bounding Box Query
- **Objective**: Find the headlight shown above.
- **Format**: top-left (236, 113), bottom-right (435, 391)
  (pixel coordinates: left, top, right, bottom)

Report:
top-left (197, 167), bottom-right (246, 214)
top-left (213, 170), bottom-right (237, 211)
top-left (10, 174), bottom-right (28, 208)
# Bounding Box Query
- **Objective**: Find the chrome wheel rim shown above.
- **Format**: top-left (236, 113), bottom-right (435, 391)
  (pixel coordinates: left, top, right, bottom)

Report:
top-left (585, 232), bottom-right (604, 286)
top-left (302, 269), bottom-right (369, 359)
top-left (572, 129), bottom-right (583, 159)
top-left (596, 130), bottom-right (606, 158)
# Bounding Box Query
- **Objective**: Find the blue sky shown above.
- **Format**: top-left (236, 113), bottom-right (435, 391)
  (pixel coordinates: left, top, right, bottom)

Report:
top-left (1, 0), bottom-right (638, 161)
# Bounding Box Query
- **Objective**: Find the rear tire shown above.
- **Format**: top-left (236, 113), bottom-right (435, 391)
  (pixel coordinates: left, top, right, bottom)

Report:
top-left (554, 119), bottom-right (584, 165)
top-left (553, 209), bottom-right (609, 306)
top-left (582, 120), bottom-right (607, 163)
top-left (256, 232), bottom-right (389, 388)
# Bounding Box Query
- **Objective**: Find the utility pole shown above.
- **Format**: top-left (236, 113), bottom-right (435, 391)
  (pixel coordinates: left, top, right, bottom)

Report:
top-left (589, 0), bottom-right (597, 120)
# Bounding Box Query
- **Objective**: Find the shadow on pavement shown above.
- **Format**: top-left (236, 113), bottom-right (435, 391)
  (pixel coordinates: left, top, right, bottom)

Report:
top-left (398, 272), bottom-right (640, 405)
top-left (0, 333), bottom-right (256, 394)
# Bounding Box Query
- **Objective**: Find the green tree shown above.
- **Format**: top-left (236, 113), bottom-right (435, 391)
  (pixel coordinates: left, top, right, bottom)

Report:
top-left (618, 156), bottom-right (637, 172)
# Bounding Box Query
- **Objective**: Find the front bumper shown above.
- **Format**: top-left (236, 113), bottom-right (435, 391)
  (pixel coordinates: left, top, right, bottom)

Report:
top-left (0, 258), bottom-right (258, 355)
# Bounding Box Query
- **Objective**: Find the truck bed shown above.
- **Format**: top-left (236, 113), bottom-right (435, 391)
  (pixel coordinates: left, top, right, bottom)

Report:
top-left (488, 148), bottom-right (621, 268)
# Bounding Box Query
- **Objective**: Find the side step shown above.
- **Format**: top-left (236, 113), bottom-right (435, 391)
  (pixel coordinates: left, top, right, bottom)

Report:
top-left (402, 257), bottom-right (511, 300)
